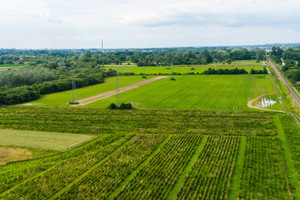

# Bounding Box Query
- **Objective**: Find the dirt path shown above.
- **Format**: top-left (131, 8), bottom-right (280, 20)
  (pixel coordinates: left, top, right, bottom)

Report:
top-left (76, 76), bottom-right (168, 106)
top-left (247, 94), bottom-right (300, 125)
top-left (247, 93), bottom-right (276, 110)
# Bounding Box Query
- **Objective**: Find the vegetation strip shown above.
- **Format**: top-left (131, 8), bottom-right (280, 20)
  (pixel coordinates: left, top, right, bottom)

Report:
top-left (167, 135), bottom-right (208, 200)
top-left (107, 134), bottom-right (172, 200)
top-left (274, 115), bottom-right (300, 199)
top-left (48, 135), bottom-right (133, 200)
top-left (227, 136), bottom-right (246, 200)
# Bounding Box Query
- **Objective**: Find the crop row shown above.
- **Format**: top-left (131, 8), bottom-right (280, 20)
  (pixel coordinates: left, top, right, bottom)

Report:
top-left (117, 134), bottom-right (202, 199)
top-left (55, 134), bottom-right (167, 200)
top-left (177, 136), bottom-right (240, 199)
top-left (0, 134), bottom-right (131, 199)
top-left (0, 107), bottom-right (276, 135)
top-left (239, 137), bottom-right (290, 199)
top-left (280, 115), bottom-right (300, 173)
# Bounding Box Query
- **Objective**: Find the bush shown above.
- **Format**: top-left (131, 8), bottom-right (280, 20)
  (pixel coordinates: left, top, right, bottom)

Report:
top-left (108, 103), bottom-right (117, 109)
top-left (108, 102), bottom-right (133, 110)
top-left (170, 77), bottom-right (176, 81)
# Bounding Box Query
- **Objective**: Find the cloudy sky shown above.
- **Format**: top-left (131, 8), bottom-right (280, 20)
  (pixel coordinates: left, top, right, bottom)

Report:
top-left (1, 0), bottom-right (300, 49)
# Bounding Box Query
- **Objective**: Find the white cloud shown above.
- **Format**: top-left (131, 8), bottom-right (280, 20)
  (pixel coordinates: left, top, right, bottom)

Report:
top-left (0, 0), bottom-right (299, 48)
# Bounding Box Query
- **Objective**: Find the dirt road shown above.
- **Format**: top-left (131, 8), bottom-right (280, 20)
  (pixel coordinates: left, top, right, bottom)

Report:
top-left (247, 93), bottom-right (300, 126)
top-left (76, 76), bottom-right (168, 106)
top-left (267, 57), bottom-right (300, 107)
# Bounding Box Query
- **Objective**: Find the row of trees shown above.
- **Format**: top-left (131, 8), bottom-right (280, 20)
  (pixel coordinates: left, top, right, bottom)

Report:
top-left (202, 67), bottom-right (268, 75)
top-left (271, 47), bottom-right (300, 91)
top-left (0, 48), bottom-right (266, 67)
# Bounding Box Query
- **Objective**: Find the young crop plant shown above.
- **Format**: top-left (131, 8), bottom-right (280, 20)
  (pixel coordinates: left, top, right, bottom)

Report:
top-left (56, 134), bottom-right (167, 200)
top-left (239, 137), bottom-right (290, 199)
top-left (116, 134), bottom-right (202, 199)
top-left (177, 136), bottom-right (240, 199)
top-left (279, 115), bottom-right (300, 173)
top-left (0, 134), bottom-right (131, 199)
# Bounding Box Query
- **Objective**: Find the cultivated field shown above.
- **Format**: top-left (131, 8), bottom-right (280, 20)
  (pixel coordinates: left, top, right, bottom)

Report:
top-left (0, 107), bottom-right (298, 199)
top-left (1, 59), bottom-right (300, 199)
top-left (86, 75), bottom-right (274, 110)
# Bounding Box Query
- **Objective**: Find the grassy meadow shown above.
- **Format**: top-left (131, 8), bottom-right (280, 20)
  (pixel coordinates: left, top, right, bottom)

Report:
top-left (0, 130), bottom-right (95, 151)
top-left (24, 76), bottom-right (152, 106)
top-left (86, 74), bottom-right (274, 110)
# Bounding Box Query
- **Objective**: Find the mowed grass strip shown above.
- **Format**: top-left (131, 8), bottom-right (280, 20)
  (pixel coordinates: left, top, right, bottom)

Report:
top-left (0, 130), bottom-right (96, 151)
top-left (87, 75), bottom-right (274, 110)
top-left (24, 76), bottom-right (151, 106)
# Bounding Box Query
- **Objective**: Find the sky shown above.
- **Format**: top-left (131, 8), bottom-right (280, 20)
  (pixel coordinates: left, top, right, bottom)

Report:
top-left (0, 0), bottom-right (300, 49)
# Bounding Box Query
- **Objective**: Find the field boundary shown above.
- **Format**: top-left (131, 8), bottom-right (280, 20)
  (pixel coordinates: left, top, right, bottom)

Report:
top-left (76, 76), bottom-right (168, 106)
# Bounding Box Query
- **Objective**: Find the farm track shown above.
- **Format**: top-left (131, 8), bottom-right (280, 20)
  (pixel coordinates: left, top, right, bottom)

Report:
top-left (76, 76), bottom-right (168, 106)
top-left (267, 58), bottom-right (300, 107)
top-left (247, 93), bottom-right (300, 126)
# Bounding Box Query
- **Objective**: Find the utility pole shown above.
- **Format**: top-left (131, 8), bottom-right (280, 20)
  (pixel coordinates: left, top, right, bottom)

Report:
top-left (70, 59), bottom-right (78, 104)
top-left (116, 72), bottom-right (120, 106)
top-left (227, 96), bottom-right (229, 111)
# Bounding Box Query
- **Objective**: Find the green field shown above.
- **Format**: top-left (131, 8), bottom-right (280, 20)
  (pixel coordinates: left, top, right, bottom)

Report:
top-left (104, 65), bottom-right (263, 75)
top-left (0, 129), bottom-right (95, 151)
top-left (86, 75), bottom-right (274, 110)
top-left (1, 59), bottom-right (300, 199)
top-left (25, 76), bottom-right (151, 106)
top-left (0, 107), bottom-right (299, 199)
top-left (0, 64), bottom-right (25, 71)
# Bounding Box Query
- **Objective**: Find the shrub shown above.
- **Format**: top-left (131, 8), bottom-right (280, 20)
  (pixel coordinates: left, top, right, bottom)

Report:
top-left (108, 102), bottom-right (132, 110)
top-left (108, 103), bottom-right (117, 109)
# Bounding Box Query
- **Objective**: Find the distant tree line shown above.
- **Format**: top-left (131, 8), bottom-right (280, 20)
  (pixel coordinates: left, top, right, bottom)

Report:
top-left (275, 48), bottom-right (300, 91)
top-left (0, 48), bottom-right (266, 67)
top-left (202, 67), bottom-right (268, 75)
top-left (0, 51), bottom-right (117, 105)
